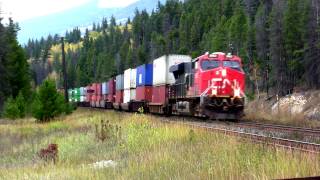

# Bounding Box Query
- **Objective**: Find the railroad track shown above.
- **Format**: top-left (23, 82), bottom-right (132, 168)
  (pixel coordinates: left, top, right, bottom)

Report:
top-left (235, 122), bottom-right (320, 137)
top-left (162, 119), bottom-right (320, 154)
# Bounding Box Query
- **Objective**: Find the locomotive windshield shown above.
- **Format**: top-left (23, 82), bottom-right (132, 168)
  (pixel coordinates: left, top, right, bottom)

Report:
top-left (201, 60), bottom-right (220, 70)
top-left (223, 61), bottom-right (241, 71)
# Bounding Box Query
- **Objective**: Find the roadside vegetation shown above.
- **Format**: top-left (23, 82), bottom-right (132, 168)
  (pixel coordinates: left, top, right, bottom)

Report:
top-left (1, 108), bottom-right (319, 179)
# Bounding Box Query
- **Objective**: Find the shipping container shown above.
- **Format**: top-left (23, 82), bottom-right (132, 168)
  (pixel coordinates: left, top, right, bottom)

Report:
top-left (95, 94), bottom-right (102, 108)
top-left (123, 89), bottom-right (131, 103)
top-left (123, 68), bottom-right (137, 89)
top-left (136, 86), bottom-right (152, 102)
top-left (136, 64), bottom-right (153, 86)
top-left (115, 90), bottom-right (123, 103)
top-left (130, 68), bottom-right (137, 88)
top-left (116, 74), bottom-right (124, 91)
top-left (152, 55), bottom-right (192, 86)
top-left (80, 87), bottom-right (86, 96)
top-left (91, 94), bottom-right (97, 107)
top-left (124, 69), bottom-right (131, 89)
top-left (75, 88), bottom-right (81, 97)
top-left (96, 83), bottom-right (102, 95)
top-left (68, 89), bottom-right (72, 102)
top-left (85, 86), bottom-right (92, 102)
top-left (130, 89), bottom-right (136, 100)
top-left (108, 78), bottom-right (115, 102)
top-left (80, 96), bottom-right (85, 102)
top-left (102, 82), bottom-right (109, 95)
top-left (151, 85), bottom-right (168, 104)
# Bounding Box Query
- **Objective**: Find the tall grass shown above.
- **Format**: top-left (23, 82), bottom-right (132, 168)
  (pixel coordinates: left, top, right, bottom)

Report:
top-left (0, 108), bottom-right (319, 179)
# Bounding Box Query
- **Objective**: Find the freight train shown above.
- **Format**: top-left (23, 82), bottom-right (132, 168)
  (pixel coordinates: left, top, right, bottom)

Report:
top-left (69, 52), bottom-right (245, 119)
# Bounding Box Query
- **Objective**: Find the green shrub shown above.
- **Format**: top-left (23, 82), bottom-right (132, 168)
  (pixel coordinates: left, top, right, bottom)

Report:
top-left (3, 97), bottom-right (20, 119)
top-left (32, 79), bottom-right (74, 122)
top-left (15, 92), bottom-right (26, 118)
top-left (3, 92), bottom-right (26, 119)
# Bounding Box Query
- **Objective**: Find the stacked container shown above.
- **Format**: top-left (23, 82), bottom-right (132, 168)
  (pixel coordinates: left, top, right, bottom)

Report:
top-left (114, 74), bottom-right (124, 109)
top-left (108, 78), bottom-right (115, 103)
top-left (80, 87), bottom-right (86, 104)
top-left (101, 82), bottom-right (109, 108)
top-left (85, 85), bottom-right (92, 103)
top-left (150, 55), bottom-right (192, 113)
top-left (122, 68), bottom-right (137, 110)
top-left (96, 83), bottom-right (102, 108)
top-left (90, 84), bottom-right (96, 107)
top-left (136, 64), bottom-right (153, 102)
top-left (68, 89), bottom-right (73, 103)
top-left (75, 88), bottom-right (81, 103)
top-left (130, 68), bottom-right (137, 101)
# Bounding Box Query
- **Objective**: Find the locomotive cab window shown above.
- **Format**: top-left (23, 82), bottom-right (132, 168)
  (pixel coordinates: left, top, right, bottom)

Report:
top-left (223, 61), bottom-right (242, 71)
top-left (201, 60), bottom-right (220, 70)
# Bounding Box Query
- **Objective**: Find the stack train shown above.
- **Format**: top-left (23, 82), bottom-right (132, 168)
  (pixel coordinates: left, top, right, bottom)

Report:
top-left (69, 52), bottom-right (246, 120)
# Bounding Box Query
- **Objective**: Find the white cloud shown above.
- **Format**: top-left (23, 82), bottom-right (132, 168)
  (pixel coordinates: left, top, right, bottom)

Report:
top-left (0, 0), bottom-right (91, 22)
top-left (97, 0), bottom-right (139, 8)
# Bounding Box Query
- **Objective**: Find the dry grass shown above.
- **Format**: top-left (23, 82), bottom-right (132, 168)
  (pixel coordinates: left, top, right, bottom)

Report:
top-left (0, 108), bottom-right (319, 179)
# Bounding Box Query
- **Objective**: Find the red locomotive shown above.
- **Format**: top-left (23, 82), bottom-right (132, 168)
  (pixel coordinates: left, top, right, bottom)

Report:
top-left (169, 52), bottom-right (245, 119)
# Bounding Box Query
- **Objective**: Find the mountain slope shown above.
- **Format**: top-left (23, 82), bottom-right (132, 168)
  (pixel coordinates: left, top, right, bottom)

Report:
top-left (18, 0), bottom-right (166, 44)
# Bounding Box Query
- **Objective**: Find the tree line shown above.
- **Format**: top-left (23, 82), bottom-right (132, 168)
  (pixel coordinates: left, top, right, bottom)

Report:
top-left (24, 0), bottom-right (320, 98)
top-left (0, 17), bottom-right (73, 120)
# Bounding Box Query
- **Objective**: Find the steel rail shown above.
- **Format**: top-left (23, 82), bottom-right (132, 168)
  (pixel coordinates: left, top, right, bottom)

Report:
top-left (236, 122), bottom-right (320, 137)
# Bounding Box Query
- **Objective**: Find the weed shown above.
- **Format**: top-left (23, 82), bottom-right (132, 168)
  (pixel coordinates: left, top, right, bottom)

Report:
top-left (95, 119), bottom-right (122, 142)
top-left (188, 129), bottom-right (196, 143)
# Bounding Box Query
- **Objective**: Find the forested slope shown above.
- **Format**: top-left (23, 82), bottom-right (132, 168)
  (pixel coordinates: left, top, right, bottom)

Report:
top-left (24, 0), bottom-right (320, 97)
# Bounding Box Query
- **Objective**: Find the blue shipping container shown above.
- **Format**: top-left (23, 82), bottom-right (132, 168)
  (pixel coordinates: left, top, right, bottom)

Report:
top-left (136, 64), bottom-right (153, 86)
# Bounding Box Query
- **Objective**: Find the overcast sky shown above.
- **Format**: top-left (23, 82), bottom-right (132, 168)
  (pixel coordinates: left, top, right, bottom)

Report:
top-left (0, 0), bottom-right (139, 22)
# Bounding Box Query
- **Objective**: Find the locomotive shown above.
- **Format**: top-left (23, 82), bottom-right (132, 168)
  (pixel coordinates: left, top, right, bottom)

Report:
top-left (69, 52), bottom-right (246, 120)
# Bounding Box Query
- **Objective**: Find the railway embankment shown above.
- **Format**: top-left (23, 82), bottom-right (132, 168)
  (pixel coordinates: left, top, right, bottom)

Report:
top-left (245, 91), bottom-right (320, 127)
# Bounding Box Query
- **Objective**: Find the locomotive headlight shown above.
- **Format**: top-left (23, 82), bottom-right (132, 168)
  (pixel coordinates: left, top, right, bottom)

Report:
top-left (234, 88), bottom-right (240, 98)
top-left (222, 69), bottom-right (227, 77)
top-left (212, 88), bottom-right (217, 96)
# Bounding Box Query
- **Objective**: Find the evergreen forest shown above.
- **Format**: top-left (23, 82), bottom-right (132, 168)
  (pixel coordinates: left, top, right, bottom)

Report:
top-left (19, 0), bottom-right (320, 99)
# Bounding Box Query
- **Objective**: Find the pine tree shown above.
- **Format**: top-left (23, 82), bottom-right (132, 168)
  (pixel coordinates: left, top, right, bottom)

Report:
top-left (284, 0), bottom-right (305, 89)
top-left (303, 0), bottom-right (320, 88)
top-left (5, 19), bottom-right (31, 98)
top-left (269, 0), bottom-right (287, 96)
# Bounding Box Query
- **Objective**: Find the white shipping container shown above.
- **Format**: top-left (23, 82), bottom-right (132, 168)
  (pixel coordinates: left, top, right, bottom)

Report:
top-left (124, 69), bottom-right (132, 89)
top-left (152, 55), bottom-right (192, 86)
top-left (130, 89), bottom-right (136, 101)
top-left (123, 89), bottom-right (131, 103)
top-left (130, 68), bottom-right (137, 88)
top-left (80, 96), bottom-right (85, 102)
top-left (80, 87), bottom-right (86, 96)
top-left (102, 82), bottom-right (108, 95)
